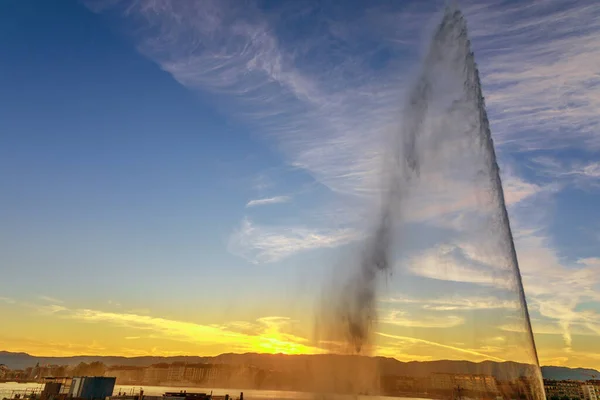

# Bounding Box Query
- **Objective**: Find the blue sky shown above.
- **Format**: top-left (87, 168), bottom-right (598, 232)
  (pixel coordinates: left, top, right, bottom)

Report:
top-left (1, 0), bottom-right (599, 368)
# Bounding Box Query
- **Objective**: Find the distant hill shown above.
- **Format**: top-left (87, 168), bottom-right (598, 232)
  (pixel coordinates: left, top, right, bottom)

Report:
top-left (1, 351), bottom-right (597, 381)
top-left (0, 351), bottom-right (210, 370)
top-left (541, 366), bottom-right (600, 381)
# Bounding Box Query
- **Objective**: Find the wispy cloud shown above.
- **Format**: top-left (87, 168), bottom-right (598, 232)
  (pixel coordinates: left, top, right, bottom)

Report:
top-left (463, 0), bottom-right (600, 151)
top-left (380, 310), bottom-right (464, 328)
top-left (228, 218), bottom-right (361, 263)
top-left (39, 295), bottom-right (64, 304)
top-left (499, 317), bottom-right (600, 338)
top-left (38, 304), bottom-right (68, 314)
top-left (384, 295), bottom-right (518, 311)
top-left (404, 244), bottom-right (514, 290)
top-left (246, 196), bottom-right (291, 208)
top-left (400, 209), bottom-right (600, 359)
top-left (83, 0), bottom-right (600, 366)
top-left (487, 186), bottom-right (600, 358)
top-left (107, 300), bottom-right (122, 308)
top-left (530, 157), bottom-right (600, 189)
top-left (83, 0), bottom-right (412, 261)
top-left (0, 334), bottom-right (108, 357)
top-left (84, 0), bottom-right (596, 262)
top-left (376, 332), bottom-right (506, 362)
top-left (513, 226), bottom-right (600, 350)
top-left (0, 297), bottom-right (16, 304)
top-left (40, 303), bottom-right (322, 355)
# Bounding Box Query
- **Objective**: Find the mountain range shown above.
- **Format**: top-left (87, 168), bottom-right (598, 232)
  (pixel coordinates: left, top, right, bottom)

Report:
top-left (1, 351), bottom-right (598, 381)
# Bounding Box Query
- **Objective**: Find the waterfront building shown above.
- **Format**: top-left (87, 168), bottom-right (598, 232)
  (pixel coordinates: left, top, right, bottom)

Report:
top-left (143, 365), bottom-right (169, 384)
top-left (587, 381), bottom-right (600, 400)
top-left (583, 384), bottom-right (598, 400)
top-left (167, 364), bottom-right (186, 382)
top-left (0, 365), bottom-right (8, 379)
top-left (380, 374), bottom-right (424, 395)
top-left (183, 364), bottom-right (213, 382)
top-left (429, 373), bottom-right (499, 395)
top-left (544, 379), bottom-right (584, 400)
top-left (105, 367), bottom-right (144, 385)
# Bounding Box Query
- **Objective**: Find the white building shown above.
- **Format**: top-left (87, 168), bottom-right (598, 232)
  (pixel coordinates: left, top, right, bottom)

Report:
top-left (167, 364), bottom-right (186, 382)
top-left (0, 364), bottom-right (9, 379)
top-left (583, 384), bottom-right (598, 400)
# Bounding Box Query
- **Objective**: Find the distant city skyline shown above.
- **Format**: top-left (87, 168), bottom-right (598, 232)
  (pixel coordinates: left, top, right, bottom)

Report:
top-left (1, 0), bottom-right (599, 370)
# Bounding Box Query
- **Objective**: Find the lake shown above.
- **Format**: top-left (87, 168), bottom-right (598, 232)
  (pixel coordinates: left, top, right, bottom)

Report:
top-left (0, 383), bottom-right (429, 400)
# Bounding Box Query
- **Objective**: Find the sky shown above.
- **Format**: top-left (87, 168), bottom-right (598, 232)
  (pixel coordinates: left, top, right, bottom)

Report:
top-left (0, 0), bottom-right (599, 370)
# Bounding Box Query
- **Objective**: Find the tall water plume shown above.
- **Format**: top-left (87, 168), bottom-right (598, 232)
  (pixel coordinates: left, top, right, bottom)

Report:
top-left (318, 5), bottom-right (545, 400)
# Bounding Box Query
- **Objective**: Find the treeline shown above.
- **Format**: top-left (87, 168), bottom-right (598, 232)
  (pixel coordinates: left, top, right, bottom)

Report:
top-left (0, 361), bottom-right (108, 381)
top-left (70, 362), bottom-right (107, 377)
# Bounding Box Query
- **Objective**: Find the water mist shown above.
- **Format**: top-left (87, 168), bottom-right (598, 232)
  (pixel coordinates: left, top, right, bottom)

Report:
top-left (317, 5), bottom-right (545, 400)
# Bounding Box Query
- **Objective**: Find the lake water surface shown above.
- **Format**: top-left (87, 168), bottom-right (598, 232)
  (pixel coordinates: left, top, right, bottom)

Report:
top-left (0, 383), bottom-right (429, 400)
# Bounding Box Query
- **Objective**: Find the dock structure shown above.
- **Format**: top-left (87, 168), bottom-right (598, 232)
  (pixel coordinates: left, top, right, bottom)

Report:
top-left (3, 376), bottom-right (116, 400)
top-left (4, 375), bottom-right (239, 400)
